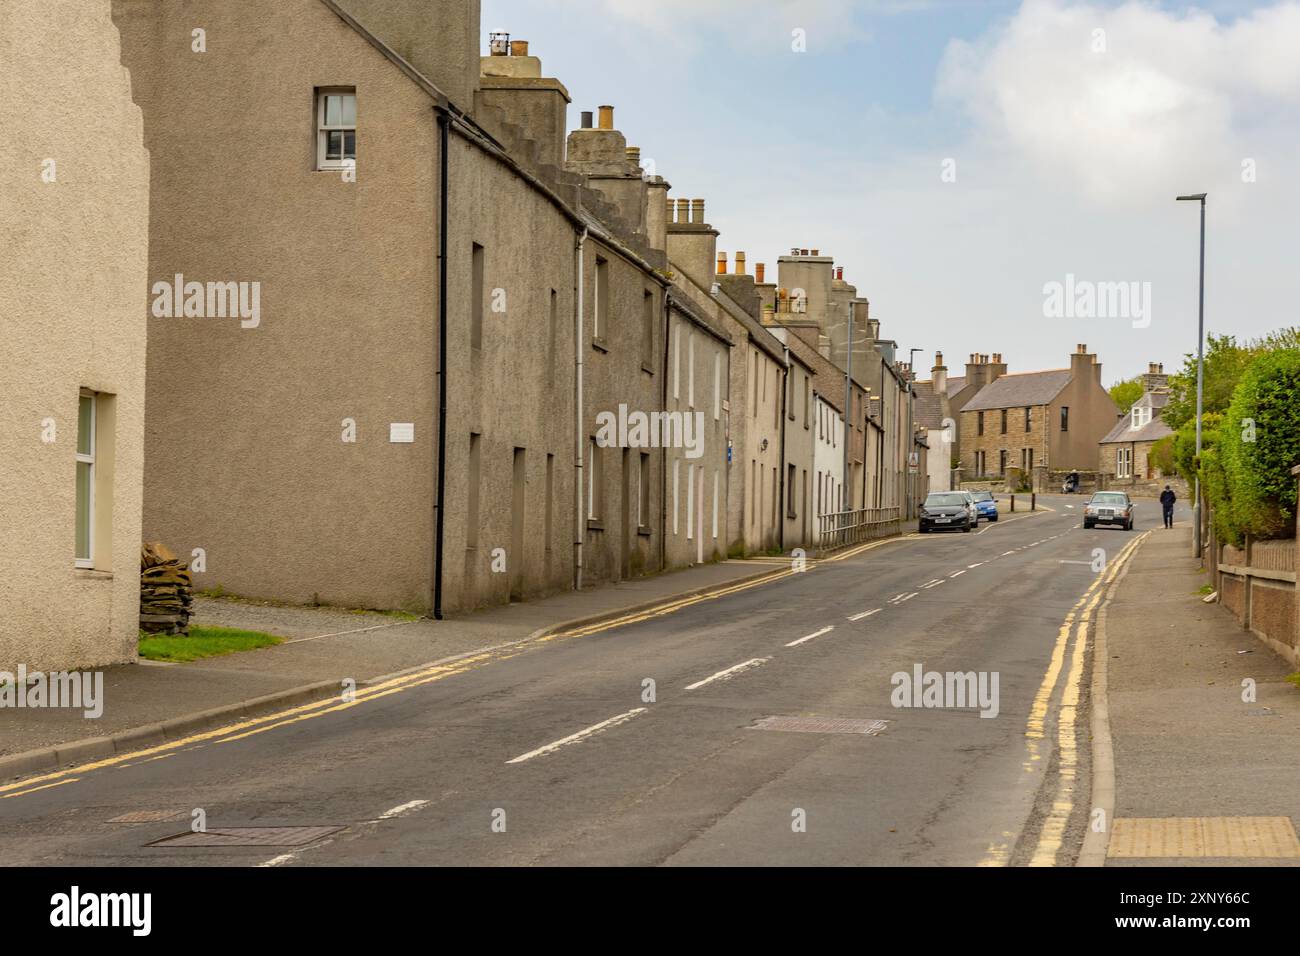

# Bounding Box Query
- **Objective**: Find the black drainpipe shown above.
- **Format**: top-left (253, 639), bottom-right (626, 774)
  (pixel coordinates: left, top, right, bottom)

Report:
top-left (432, 109), bottom-right (450, 619)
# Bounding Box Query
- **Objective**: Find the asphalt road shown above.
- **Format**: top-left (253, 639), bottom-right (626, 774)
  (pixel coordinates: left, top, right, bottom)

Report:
top-left (1, 494), bottom-right (1189, 866)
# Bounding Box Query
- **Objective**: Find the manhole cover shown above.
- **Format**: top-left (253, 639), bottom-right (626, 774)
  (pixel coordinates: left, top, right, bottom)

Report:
top-left (109, 809), bottom-right (187, 824)
top-left (147, 826), bottom-right (346, 848)
top-left (749, 716), bottom-right (889, 735)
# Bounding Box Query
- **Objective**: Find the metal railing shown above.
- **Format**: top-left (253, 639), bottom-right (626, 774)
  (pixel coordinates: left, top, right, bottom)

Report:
top-left (815, 507), bottom-right (902, 553)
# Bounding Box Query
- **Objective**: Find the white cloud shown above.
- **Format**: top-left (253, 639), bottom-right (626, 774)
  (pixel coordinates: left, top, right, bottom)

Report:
top-left (937, 0), bottom-right (1300, 204)
top-left (551, 0), bottom-right (872, 51)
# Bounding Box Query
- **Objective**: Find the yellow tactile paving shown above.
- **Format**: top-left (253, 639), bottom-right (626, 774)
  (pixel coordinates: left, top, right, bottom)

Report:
top-left (1109, 816), bottom-right (1300, 858)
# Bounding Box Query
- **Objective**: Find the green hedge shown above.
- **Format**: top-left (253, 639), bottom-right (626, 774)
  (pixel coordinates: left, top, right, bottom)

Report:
top-left (1213, 349), bottom-right (1300, 542)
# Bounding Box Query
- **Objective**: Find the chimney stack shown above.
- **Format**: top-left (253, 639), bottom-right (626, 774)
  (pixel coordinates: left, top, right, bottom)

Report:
top-left (1141, 360), bottom-right (1170, 393)
top-left (932, 351), bottom-right (948, 395)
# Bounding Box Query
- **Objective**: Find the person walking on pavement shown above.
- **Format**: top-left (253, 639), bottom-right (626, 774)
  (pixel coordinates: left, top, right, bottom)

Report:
top-left (1160, 485), bottom-right (1176, 528)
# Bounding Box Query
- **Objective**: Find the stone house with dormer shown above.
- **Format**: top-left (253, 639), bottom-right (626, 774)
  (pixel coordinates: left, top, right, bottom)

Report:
top-left (1099, 362), bottom-right (1179, 493)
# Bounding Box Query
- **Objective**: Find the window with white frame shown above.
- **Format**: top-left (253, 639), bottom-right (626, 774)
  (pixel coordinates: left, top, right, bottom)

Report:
top-left (1116, 446), bottom-right (1133, 478)
top-left (687, 329), bottom-right (695, 407)
top-left (713, 352), bottom-right (721, 420)
top-left (1131, 405), bottom-right (1149, 429)
top-left (587, 438), bottom-right (602, 521)
top-left (316, 89), bottom-right (356, 170)
top-left (75, 391), bottom-right (95, 568)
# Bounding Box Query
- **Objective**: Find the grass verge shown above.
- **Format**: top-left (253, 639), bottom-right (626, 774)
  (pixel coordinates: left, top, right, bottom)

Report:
top-left (139, 625), bottom-right (282, 663)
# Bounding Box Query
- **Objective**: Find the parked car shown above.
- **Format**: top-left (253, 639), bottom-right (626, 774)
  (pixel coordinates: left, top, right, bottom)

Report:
top-left (919, 492), bottom-right (974, 533)
top-left (1083, 491), bottom-right (1135, 530)
top-left (970, 490), bottom-right (999, 523)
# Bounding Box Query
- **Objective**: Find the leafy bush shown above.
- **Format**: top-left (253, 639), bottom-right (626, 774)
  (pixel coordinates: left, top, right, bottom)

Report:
top-left (1172, 411), bottom-right (1219, 481)
top-left (1148, 434), bottom-right (1175, 476)
top-left (1108, 376), bottom-right (1143, 414)
top-left (1215, 348), bottom-right (1300, 541)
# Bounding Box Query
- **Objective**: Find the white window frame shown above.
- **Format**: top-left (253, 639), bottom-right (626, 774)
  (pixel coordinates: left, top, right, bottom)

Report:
top-left (316, 88), bottom-right (356, 171)
top-left (713, 352), bottom-right (721, 420)
top-left (587, 438), bottom-right (599, 520)
top-left (1116, 446), bottom-right (1133, 478)
top-left (712, 469), bottom-right (719, 539)
top-left (688, 329), bottom-right (696, 408)
top-left (672, 459), bottom-right (680, 534)
top-left (672, 319), bottom-right (680, 400)
top-left (75, 390), bottom-right (96, 568)
top-left (686, 463), bottom-right (695, 539)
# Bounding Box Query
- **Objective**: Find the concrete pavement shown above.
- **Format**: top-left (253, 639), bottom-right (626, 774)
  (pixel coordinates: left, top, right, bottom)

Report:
top-left (1100, 522), bottom-right (1300, 866)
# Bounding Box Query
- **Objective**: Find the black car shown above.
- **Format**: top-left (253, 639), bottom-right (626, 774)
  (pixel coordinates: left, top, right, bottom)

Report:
top-left (919, 492), bottom-right (973, 533)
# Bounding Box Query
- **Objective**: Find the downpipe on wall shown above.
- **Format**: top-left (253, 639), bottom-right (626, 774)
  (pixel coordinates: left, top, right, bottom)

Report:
top-left (432, 109), bottom-right (450, 620)
top-left (574, 225), bottom-right (588, 591)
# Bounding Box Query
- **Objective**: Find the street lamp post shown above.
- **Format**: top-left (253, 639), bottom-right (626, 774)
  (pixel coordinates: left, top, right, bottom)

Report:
top-left (1176, 193), bottom-right (1207, 557)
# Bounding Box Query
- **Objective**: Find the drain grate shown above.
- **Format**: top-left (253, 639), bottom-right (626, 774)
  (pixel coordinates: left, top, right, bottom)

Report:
top-left (147, 825), bottom-right (346, 848)
top-left (749, 715), bottom-right (889, 735)
top-left (109, 809), bottom-right (187, 824)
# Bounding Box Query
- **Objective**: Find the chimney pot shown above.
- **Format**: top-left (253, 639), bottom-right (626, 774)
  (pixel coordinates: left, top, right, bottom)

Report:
top-left (935, 351), bottom-right (944, 366)
top-left (580, 110), bottom-right (593, 129)
top-left (734, 251), bottom-right (746, 275)
top-left (811, 248), bottom-right (819, 256)
top-left (690, 198), bottom-right (704, 224)
top-left (625, 146), bottom-right (641, 166)
top-left (755, 263), bottom-right (765, 283)
top-left (597, 104), bottom-right (614, 130)
top-left (509, 39), bottom-right (529, 56)
top-left (716, 252), bottom-right (727, 276)
top-left (800, 248), bottom-right (809, 256)
top-left (488, 30), bottom-right (510, 55)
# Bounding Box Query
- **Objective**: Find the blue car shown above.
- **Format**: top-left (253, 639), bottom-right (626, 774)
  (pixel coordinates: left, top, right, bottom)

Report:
top-left (970, 490), bottom-right (999, 522)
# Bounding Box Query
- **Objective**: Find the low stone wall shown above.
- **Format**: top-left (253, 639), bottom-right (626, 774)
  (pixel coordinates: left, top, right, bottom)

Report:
top-left (1099, 474), bottom-right (1190, 499)
top-left (1215, 536), bottom-right (1298, 668)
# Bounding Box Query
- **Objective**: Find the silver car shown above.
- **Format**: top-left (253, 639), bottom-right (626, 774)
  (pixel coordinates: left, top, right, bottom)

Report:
top-left (1084, 491), bottom-right (1134, 530)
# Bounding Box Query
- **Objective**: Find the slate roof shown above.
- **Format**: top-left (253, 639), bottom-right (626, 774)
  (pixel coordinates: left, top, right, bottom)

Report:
top-left (945, 375), bottom-right (966, 396)
top-left (911, 380), bottom-right (946, 429)
top-left (962, 369), bottom-right (1072, 412)
top-left (1100, 416), bottom-right (1174, 443)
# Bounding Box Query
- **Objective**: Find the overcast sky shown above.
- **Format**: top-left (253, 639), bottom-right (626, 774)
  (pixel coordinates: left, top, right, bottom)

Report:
top-left (481, 0), bottom-right (1300, 385)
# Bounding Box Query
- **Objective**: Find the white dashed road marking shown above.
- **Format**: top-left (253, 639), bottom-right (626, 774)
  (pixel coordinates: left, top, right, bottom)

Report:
top-left (847, 609), bottom-right (881, 622)
top-left (684, 658), bottom-right (770, 691)
top-left (787, 626), bottom-right (834, 647)
top-left (506, 708), bottom-right (648, 764)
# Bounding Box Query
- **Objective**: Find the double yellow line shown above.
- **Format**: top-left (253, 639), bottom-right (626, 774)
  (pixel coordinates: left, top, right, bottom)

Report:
top-left (1009, 532), bottom-right (1148, 866)
top-left (0, 529), bottom-right (917, 800)
top-left (977, 532), bottom-right (1146, 865)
